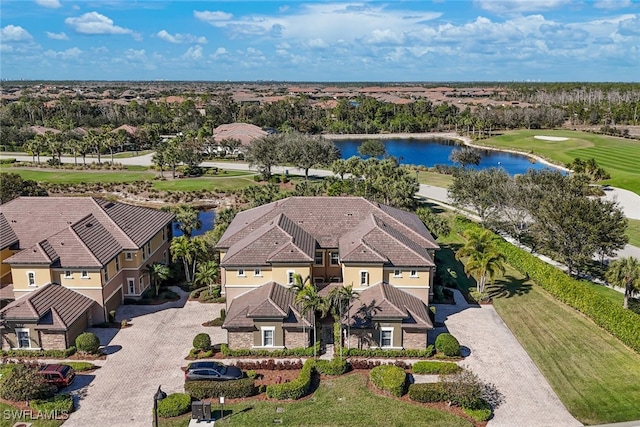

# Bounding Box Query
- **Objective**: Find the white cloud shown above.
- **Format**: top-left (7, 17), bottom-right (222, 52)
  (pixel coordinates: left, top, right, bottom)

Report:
top-left (212, 47), bottom-right (228, 58)
top-left (1, 25), bottom-right (34, 42)
top-left (594, 0), bottom-right (632, 10)
top-left (46, 31), bottom-right (69, 40)
top-left (474, 0), bottom-right (571, 14)
top-left (156, 30), bottom-right (207, 44)
top-left (65, 12), bottom-right (138, 38)
top-left (124, 49), bottom-right (146, 61)
top-left (183, 45), bottom-right (203, 60)
top-left (617, 15), bottom-right (640, 36)
top-left (194, 10), bottom-right (233, 22)
top-left (36, 0), bottom-right (62, 8)
top-left (44, 47), bottom-right (82, 59)
top-left (303, 38), bottom-right (329, 49)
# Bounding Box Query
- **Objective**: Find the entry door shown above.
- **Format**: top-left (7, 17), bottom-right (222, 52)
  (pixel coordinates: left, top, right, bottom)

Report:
top-left (322, 324), bottom-right (334, 344)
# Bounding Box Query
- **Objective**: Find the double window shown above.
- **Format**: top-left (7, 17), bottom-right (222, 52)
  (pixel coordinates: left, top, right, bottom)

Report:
top-left (81, 270), bottom-right (89, 279)
top-left (237, 269), bottom-right (245, 277)
top-left (393, 269), bottom-right (402, 278)
top-left (410, 270), bottom-right (418, 278)
top-left (330, 252), bottom-right (340, 266)
top-left (16, 329), bottom-right (31, 349)
top-left (253, 268), bottom-right (262, 277)
top-left (314, 251), bottom-right (324, 266)
top-left (27, 272), bottom-right (36, 286)
top-left (64, 270), bottom-right (73, 279)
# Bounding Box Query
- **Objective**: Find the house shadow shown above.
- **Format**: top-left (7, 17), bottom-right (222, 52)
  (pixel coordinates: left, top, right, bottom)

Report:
top-left (61, 373), bottom-right (95, 403)
top-left (87, 326), bottom-right (120, 347)
top-left (116, 286), bottom-right (189, 321)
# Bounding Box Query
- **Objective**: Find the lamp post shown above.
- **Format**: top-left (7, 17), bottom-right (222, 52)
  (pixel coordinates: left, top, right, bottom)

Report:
top-left (153, 385), bottom-right (166, 427)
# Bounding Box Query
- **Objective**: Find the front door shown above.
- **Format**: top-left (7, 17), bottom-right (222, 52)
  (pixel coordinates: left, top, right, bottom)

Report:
top-left (322, 324), bottom-right (334, 345)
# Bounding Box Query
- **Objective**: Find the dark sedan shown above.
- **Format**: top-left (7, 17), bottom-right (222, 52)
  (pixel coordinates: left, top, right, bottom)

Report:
top-left (184, 361), bottom-right (243, 381)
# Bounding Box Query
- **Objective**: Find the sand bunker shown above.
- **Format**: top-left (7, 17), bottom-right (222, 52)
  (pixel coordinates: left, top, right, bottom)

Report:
top-left (534, 135), bottom-right (569, 141)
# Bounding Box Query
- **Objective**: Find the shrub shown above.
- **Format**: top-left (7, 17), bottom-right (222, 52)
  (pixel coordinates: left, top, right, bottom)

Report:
top-left (435, 333), bottom-right (461, 357)
top-left (75, 332), bottom-right (101, 354)
top-left (234, 359), bottom-right (303, 371)
top-left (369, 365), bottom-right (407, 397)
top-left (220, 308), bottom-right (226, 321)
top-left (31, 394), bottom-right (74, 414)
top-left (349, 360), bottom-right (410, 370)
top-left (0, 347), bottom-right (76, 358)
top-left (221, 342), bottom-right (320, 358)
top-left (266, 359), bottom-right (315, 400)
top-left (343, 346), bottom-right (434, 358)
top-left (157, 393), bottom-right (191, 418)
top-left (193, 333), bottom-right (211, 351)
top-left (203, 318), bottom-right (224, 327)
top-left (64, 362), bottom-right (97, 372)
top-left (185, 378), bottom-right (256, 400)
top-left (408, 382), bottom-right (447, 403)
top-left (315, 358), bottom-right (348, 375)
top-left (463, 400), bottom-right (493, 422)
top-left (412, 361), bottom-right (462, 375)
top-left (0, 364), bottom-right (56, 401)
top-left (441, 369), bottom-right (503, 410)
top-left (246, 370), bottom-right (258, 379)
top-left (189, 348), bottom-right (214, 359)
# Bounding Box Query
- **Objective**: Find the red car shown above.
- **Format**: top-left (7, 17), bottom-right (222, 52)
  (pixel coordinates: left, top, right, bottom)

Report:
top-left (37, 364), bottom-right (76, 388)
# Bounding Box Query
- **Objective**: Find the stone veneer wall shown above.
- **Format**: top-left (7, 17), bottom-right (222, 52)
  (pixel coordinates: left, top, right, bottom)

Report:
top-left (39, 331), bottom-right (67, 350)
top-left (228, 331), bottom-right (254, 349)
top-left (402, 330), bottom-right (427, 349)
top-left (284, 329), bottom-right (307, 348)
top-left (347, 329), bottom-right (373, 349)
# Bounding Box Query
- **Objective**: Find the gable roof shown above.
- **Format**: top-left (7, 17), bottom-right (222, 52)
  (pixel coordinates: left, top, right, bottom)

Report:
top-left (349, 282), bottom-right (433, 330)
top-left (0, 213), bottom-right (18, 250)
top-left (0, 283), bottom-right (96, 331)
top-left (0, 197), bottom-right (174, 268)
top-left (218, 197), bottom-right (437, 268)
top-left (222, 281), bottom-right (312, 329)
top-left (212, 122), bottom-right (268, 146)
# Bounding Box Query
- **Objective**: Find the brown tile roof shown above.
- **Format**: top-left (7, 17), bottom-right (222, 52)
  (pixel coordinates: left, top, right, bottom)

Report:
top-left (212, 123), bottom-right (268, 146)
top-left (223, 282), bottom-right (312, 329)
top-left (0, 213), bottom-right (18, 250)
top-left (0, 283), bottom-right (96, 331)
top-left (219, 197), bottom-right (437, 268)
top-left (349, 282), bottom-right (433, 330)
top-left (1, 197), bottom-right (174, 268)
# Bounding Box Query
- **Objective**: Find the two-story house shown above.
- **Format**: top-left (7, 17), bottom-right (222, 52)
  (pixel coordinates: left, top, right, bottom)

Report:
top-left (217, 196), bottom-right (439, 351)
top-left (0, 197), bottom-right (174, 351)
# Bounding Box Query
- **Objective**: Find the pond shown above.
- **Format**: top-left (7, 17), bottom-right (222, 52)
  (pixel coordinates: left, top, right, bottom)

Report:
top-left (333, 138), bottom-right (557, 175)
top-left (172, 210), bottom-right (216, 237)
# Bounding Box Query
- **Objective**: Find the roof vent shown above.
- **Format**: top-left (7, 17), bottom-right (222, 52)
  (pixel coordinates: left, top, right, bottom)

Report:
top-left (86, 223), bottom-right (93, 228)
top-left (346, 213), bottom-right (353, 217)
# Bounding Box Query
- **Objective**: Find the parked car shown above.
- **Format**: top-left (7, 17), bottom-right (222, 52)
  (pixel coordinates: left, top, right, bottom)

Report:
top-left (184, 361), bottom-right (242, 381)
top-left (37, 364), bottom-right (76, 388)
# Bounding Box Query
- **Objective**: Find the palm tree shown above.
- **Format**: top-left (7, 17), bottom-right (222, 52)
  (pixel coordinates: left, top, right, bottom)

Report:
top-left (605, 257), bottom-right (640, 309)
top-left (455, 228), bottom-right (505, 295)
top-left (326, 284), bottom-right (359, 356)
top-left (147, 262), bottom-right (171, 296)
top-left (194, 261), bottom-right (219, 294)
top-left (172, 205), bottom-right (202, 238)
top-left (289, 273), bottom-right (311, 347)
top-left (295, 281), bottom-right (326, 359)
top-left (171, 236), bottom-right (194, 283)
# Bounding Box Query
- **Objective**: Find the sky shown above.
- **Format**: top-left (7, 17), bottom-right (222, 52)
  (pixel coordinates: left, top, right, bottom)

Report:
top-left (0, 0), bottom-right (639, 82)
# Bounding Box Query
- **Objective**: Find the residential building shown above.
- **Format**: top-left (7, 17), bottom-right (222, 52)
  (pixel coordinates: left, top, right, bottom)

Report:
top-left (217, 196), bottom-right (438, 350)
top-left (0, 197), bottom-right (174, 350)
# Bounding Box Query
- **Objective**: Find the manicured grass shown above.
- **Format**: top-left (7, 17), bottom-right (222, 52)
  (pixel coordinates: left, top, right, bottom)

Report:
top-left (418, 170), bottom-right (454, 188)
top-left (490, 267), bottom-right (640, 425)
top-left (160, 373), bottom-right (472, 427)
top-left (0, 401), bottom-right (64, 427)
top-left (626, 218), bottom-right (640, 248)
top-left (8, 168), bottom-right (154, 183)
top-left (476, 130), bottom-right (640, 195)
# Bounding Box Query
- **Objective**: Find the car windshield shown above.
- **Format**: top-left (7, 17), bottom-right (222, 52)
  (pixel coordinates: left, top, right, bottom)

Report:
top-left (60, 366), bottom-right (71, 376)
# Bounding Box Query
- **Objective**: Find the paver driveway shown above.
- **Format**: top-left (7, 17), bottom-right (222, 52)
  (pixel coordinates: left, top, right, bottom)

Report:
top-left (63, 287), bottom-right (224, 427)
top-left (433, 290), bottom-right (582, 427)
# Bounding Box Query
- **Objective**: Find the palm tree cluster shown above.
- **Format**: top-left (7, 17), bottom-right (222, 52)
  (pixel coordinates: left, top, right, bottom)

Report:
top-left (605, 257), bottom-right (640, 309)
top-left (455, 229), bottom-right (506, 297)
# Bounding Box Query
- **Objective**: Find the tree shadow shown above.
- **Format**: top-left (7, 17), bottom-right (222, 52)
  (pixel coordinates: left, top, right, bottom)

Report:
top-left (486, 275), bottom-right (532, 299)
top-left (101, 344), bottom-right (122, 355)
top-left (435, 245), bottom-right (477, 295)
top-left (417, 200), bottom-right (447, 215)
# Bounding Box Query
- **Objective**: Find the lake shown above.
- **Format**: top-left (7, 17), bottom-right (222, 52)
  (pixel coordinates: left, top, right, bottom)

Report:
top-left (172, 210), bottom-right (216, 237)
top-left (333, 138), bottom-right (556, 175)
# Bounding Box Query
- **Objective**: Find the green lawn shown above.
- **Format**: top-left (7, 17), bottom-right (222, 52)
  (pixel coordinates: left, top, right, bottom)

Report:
top-left (0, 402), bottom-right (64, 427)
top-left (7, 168), bottom-right (154, 183)
top-left (417, 170), bottom-right (454, 188)
top-left (476, 130), bottom-right (640, 195)
top-left (626, 218), bottom-right (640, 247)
top-left (490, 267), bottom-right (640, 425)
top-left (160, 373), bottom-right (471, 427)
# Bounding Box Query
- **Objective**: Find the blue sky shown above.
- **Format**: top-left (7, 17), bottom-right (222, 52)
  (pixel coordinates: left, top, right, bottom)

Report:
top-left (1, 0), bottom-right (639, 81)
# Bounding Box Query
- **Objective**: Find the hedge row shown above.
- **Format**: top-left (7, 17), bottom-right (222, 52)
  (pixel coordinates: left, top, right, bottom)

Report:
top-left (1, 347), bottom-right (76, 358)
top-left (412, 361), bottom-right (462, 375)
top-left (265, 359), bottom-right (315, 400)
top-left (157, 393), bottom-right (192, 418)
top-left (184, 378), bottom-right (256, 400)
top-left (315, 358), bottom-right (348, 375)
top-left (369, 365), bottom-right (407, 397)
top-left (454, 217), bottom-right (640, 353)
top-left (30, 394), bottom-right (74, 414)
top-left (63, 362), bottom-right (97, 372)
top-left (408, 382), bottom-right (447, 402)
top-left (343, 345), bottom-right (434, 358)
top-left (221, 342), bottom-right (320, 358)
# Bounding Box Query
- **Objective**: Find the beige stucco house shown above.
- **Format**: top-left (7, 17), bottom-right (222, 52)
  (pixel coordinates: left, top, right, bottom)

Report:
top-left (217, 196), bottom-right (438, 351)
top-left (0, 197), bottom-right (174, 350)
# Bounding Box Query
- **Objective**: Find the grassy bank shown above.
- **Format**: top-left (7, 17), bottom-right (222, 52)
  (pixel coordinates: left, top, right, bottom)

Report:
top-left (474, 130), bottom-right (640, 195)
top-left (626, 218), bottom-right (640, 247)
top-left (159, 373), bottom-right (472, 427)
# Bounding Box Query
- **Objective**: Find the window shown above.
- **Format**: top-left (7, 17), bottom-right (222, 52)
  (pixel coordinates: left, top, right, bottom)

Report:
top-left (115, 257), bottom-right (120, 271)
top-left (287, 270), bottom-right (295, 285)
top-left (253, 268), bottom-right (262, 277)
top-left (314, 251), bottom-right (324, 266)
top-left (410, 270), bottom-right (418, 278)
top-left (360, 270), bottom-right (369, 286)
top-left (125, 252), bottom-right (133, 261)
top-left (237, 269), bottom-right (245, 277)
top-left (81, 271), bottom-right (89, 279)
top-left (127, 278), bottom-right (135, 295)
top-left (16, 329), bottom-right (31, 349)
top-left (380, 328), bottom-right (393, 348)
top-left (262, 327), bottom-right (275, 347)
top-left (393, 269), bottom-right (402, 278)
top-left (139, 276), bottom-right (145, 289)
top-left (162, 227), bottom-right (166, 241)
top-left (27, 272), bottom-right (36, 286)
top-left (330, 252), bottom-right (340, 265)
top-left (103, 269), bottom-right (109, 282)
top-left (64, 270), bottom-right (72, 279)
top-left (163, 251), bottom-right (168, 264)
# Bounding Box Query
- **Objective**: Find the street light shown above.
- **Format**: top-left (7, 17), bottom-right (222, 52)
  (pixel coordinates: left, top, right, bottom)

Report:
top-left (153, 385), bottom-right (167, 427)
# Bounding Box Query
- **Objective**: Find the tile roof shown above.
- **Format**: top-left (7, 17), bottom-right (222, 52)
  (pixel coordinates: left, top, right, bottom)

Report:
top-left (349, 282), bottom-right (433, 330)
top-left (218, 197), bottom-right (438, 268)
top-left (0, 213), bottom-right (19, 250)
top-left (212, 122), bottom-right (268, 146)
top-left (223, 282), bottom-right (312, 329)
top-left (0, 197), bottom-right (174, 268)
top-left (0, 283), bottom-right (96, 331)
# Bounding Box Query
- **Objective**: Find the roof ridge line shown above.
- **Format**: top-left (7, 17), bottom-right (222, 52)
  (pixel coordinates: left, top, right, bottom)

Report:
top-left (91, 198), bottom-right (137, 248)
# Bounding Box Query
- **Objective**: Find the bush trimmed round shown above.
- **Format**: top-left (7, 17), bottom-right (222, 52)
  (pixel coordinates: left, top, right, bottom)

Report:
top-left (435, 333), bottom-right (461, 357)
top-left (193, 333), bottom-right (211, 351)
top-left (75, 332), bottom-right (101, 354)
top-left (157, 393), bottom-right (191, 418)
